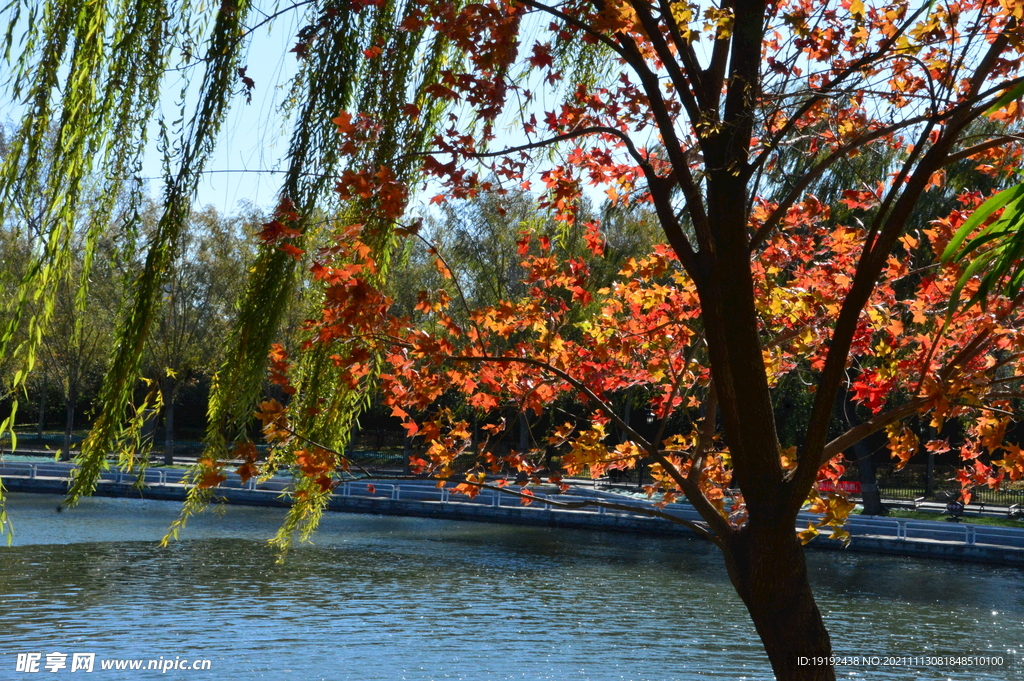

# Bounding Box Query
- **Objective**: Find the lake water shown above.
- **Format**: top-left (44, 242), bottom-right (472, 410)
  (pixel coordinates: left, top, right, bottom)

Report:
top-left (0, 493), bottom-right (1021, 680)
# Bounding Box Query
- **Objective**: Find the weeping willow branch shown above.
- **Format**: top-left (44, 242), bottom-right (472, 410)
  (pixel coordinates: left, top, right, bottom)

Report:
top-left (70, 0), bottom-right (255, 503)
top-left (167, 0), bottom-right (460, 550)
top-left (0, 0), bottom-right (176, 539)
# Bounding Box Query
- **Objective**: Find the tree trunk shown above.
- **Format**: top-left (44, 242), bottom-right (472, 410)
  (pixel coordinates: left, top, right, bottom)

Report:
top-left (37, 388), bottom-right (46, 440)
top-left (403, 433), bottom-right (412, 474)
top-left (724, 522), bottom-right (836, 681)
top-left (163, 399), bottom-right (175, 465)
top-left (854, 441), bottom-right (886, 516)
top-left (839, 388), bottom-right (885, 515)
top-left (925, 424), bottom-right (936, 498)
top-left (61, 385), bottom-right (76, 462)
top-left (926, 452), bottom-right (935, 497)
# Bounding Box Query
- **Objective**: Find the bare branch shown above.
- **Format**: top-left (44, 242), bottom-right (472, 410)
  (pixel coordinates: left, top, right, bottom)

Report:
top-left (459, 126), bottom-right (644, 162)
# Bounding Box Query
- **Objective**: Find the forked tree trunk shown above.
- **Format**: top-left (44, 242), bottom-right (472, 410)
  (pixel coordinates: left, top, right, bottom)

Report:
top-left (723, 522), bottom-right (836, 681)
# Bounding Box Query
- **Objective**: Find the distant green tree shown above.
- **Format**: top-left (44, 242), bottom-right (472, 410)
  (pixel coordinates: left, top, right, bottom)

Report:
top-left (393, 189), bottom-right (662, 316)
top-left (38, 235), bottom-right (122, 460)
top-left (0, 121), bottom-right (126, 458)
top-left (143, 203), bottom-right (255, 464)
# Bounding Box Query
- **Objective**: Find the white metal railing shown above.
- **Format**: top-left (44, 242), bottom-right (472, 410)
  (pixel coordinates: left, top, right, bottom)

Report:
top-left (4, 461), bottom-right (1024, 550)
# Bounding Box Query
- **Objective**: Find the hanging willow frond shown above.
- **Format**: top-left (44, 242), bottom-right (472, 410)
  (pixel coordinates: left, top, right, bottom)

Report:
top-left (0, 0), bottom-right (456, 548)
top-left (268, 0), bottom-right (457, 552)
top-left (68, 0), bottom-right (256, 505)
top-left (0, 0), bottom-right (179, 540)
top-left (163, 0), bottom-right (460, 549)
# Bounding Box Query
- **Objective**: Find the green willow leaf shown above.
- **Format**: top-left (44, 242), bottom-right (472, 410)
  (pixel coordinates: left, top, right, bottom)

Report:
top-left (941, 183), bottom-right (1024, 263)
top-left (984, 80), bottom-right (1024, 117)
top-left (942, 182), bottom-right (1024, 326)
top-left (1, 0), bottom-right (457, 550)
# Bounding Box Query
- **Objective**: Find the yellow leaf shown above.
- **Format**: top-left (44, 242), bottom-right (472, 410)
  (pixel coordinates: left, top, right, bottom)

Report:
top-left (829, 527), bottom-right (851, 546)
top-left (780, 446), bottom-right (798, 470)
top-left (798, 523), bottom-right (819, 545)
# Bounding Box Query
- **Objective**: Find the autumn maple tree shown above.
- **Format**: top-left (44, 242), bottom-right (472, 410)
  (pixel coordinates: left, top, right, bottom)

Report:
top-left (5, 0), bottom-right (1024, 679)
top-left (188, 1), bottom-right (1024, 679)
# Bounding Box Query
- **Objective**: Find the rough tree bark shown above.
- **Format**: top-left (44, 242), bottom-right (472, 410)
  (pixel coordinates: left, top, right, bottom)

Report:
top-left (724, 522), bottom-right (835, 681)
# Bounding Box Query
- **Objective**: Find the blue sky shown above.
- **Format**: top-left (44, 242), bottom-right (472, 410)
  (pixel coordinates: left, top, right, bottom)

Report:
top-left (0, 5), bottom-right (304, 217)
top-left (143, 13), bottom-right (301, 215)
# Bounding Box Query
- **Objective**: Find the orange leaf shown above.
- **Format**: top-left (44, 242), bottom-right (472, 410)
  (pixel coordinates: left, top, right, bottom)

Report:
top-left (332, 110), bottom-right (354, 134)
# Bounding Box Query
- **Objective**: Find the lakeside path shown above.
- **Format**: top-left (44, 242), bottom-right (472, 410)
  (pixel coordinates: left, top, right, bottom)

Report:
top-left (2, 459), bottom-right (1023, 566)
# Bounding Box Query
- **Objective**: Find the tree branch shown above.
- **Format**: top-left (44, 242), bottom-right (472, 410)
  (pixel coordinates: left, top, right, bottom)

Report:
top-left (390, 343), bottom-right (655, 452)
top-left (819, 397), bottom-right (927, 466)
top-left (654, 0), bottom-right (713, 110)
top-left (786, 37), bottom-right (1021, 507)
top-left (516, 0), bottom-right (628, 59)
top-left (647, 448), bottom-right (734, 541)
top-left (628, 0), bottom-right (706, 122)
top-left (703, 0), bottom-right (734, 102)
top-left (749, 2), bottom-right (933, 175)
top-left (383, 336), bottom-right (737, 539)
top-left (942, 135), bottom-right (1024, 167)
top-left (609, 22), bottom-right (712, 253)
top-left (750, 112), bottom-right (933, 252)
top-left (290, 470), bottom-right (722, 544)
top-left (457, 126), bottom-right (642, 161)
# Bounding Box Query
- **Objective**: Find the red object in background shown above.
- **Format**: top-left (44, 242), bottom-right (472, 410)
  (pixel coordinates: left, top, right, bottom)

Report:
top-left (817, 480), bottom-right (862, 493)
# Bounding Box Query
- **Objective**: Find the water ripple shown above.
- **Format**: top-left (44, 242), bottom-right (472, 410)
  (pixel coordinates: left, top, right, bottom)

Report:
top-left (1, 493), bottom-right (1021, 680)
